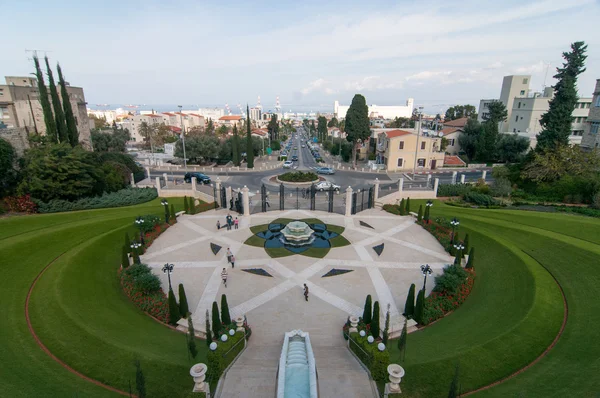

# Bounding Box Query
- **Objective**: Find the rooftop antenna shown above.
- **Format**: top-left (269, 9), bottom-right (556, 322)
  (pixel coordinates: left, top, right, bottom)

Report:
top-left (25, 49), bottom-right (52, 63)
top-left (275, 96), bottom-right (281, 114)
top-left (542, 62), bottom-right (551, 90)
top-left (257, 96), bottom-right (262, 110)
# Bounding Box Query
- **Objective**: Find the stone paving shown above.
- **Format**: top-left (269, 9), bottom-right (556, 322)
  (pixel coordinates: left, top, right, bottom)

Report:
top-left (141, 208), bottom-right (453, 397)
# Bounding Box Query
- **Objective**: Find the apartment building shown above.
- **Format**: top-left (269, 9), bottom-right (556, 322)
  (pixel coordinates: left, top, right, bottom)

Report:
top-left (334, 98), bottom-right (414, 119)
top-left (0, 75), bottom-right (91, 147)
top-left (581, 79), bottom-right (600, 150)
top-left (218, 115), bottom-right (242, 127)
top-left (375, 129), bottom-right (445, 172)
top-left (119, 111), bottom-right (205, 143)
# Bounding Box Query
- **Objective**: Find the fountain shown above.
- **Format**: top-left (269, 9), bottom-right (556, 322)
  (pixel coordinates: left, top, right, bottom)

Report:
top-left (279, 221), bottom-right (316, 247)
top-left (276, 330), bottom-right (318, 398)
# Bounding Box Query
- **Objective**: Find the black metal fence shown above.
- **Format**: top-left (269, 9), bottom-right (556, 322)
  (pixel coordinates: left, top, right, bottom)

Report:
top-left (250, 184), bottom-right (346, 214)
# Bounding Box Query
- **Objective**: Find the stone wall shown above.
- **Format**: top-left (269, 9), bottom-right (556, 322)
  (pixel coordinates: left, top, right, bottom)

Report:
top-left (0, 127), bottom-right (30, 156)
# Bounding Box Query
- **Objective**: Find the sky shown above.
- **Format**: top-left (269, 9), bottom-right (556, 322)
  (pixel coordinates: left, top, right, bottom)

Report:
top-left (2, 0), bottom-right (600, 114)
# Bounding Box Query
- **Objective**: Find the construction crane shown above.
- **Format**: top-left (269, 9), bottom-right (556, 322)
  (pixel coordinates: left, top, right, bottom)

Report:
top-left (275, 96), bottom-right (281, 114)
top-left (225, 103), bottom-right (232, 115)
top-left (237, 104), bottom-right (246, 117)
top-left (256, 96), bottom-right (262, 110)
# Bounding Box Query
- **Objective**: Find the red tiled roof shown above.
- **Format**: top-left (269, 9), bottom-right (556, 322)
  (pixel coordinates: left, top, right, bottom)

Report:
top-left (384, 129), bottom-right (412, 138)
top-left (251, 129), bottom-right (268, 136)
top-left (220, 115), bottom-right (242, 121)
top-left (444, 155), bottom-right (466, 166)
top-left (443, 117), bottom-right (469, 128)
top-left (441, 127), bottom-right (461, 136)
top-left (145, 114), bottom-right (161, 118)
top-left (163, 112), bottom-right (177, 116)
top-left (189, 113), bottom-right (203, 117)
top-left (167, 126), bottom-right (182, 133)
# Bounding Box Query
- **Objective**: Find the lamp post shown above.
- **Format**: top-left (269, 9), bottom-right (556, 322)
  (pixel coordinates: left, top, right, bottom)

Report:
top-left (130, 241), bottom-right (142, 264)
top-left (178, 105), bottom-right (187, 169)
top-left (412, 106), bottom-right (424, 178)
top-left (453, 243), bottom-right (465, 266)
top-left (161, 199), bottom-right (170, 224)
top-left (162, 263), bottom-right (174, 291)
top-left (450, 217), bottom-right (460, 244)
top-left (420, 264), bottom-right (433, 292)
top-left (424, 200), bottom-right (433, 223)
top-left (134, 216), bottom-right (145, 245)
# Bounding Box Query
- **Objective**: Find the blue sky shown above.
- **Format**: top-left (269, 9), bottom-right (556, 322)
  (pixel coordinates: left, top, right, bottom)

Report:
top-left (2, 0), bottom-right (600, 114)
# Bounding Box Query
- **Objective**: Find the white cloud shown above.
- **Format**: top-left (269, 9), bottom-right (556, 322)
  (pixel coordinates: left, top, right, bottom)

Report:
top-left (405, 71), bottom-right (453, 82)
top-left (343, 76), bottom-right (403, 91)
top-left (301, 78), bottom-right (334, 95)
top-left (514, 61), bottom-right (548, 74)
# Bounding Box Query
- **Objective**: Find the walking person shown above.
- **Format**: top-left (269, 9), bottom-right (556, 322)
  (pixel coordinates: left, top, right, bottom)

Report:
top-left (230, 254), bottom-right (236, 269)
top-left (266, 193), bottom-right (271, 208)
top-left (226, 248), bottom-right (233, 264)
top-left (221, 268), bottom-right (228, 288)
top-left (216, 220), bottom-right (221, 230)
top-left (303, 283), bottom-right (309, 302)
top-left (234, 217), bottom-right (239, 230)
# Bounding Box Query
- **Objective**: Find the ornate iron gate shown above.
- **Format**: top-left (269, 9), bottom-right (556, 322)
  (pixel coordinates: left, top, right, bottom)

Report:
top-left (351, 191), bottom-right (357, 215)
top-left (220, 186), bottom-right (227, 210)
top-left (279, 183), bottom-right (285, 211)
top-left (237, 191), bottom-right (243, 214)
top-left (328, 187), bottom-right (335, 213)
top-left (261, 184), bottom-right (267, 212)
top-left (310, 184), bottom-right (316, 211)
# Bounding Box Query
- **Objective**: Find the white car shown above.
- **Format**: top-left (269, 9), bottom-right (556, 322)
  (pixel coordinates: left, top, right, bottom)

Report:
top-left (283, 160), bottom-right (294, 168)
top-left (315, 181), bottom-right (340, 191)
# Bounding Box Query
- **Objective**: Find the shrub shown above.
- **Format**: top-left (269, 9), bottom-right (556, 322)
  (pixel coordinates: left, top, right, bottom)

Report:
top-left (490, 177), bottom-right (512, 197)
top-left (137, 214), bottom-right (161, 233)
top-left (121, 245), bottom-right (130, 268)
top-left (3, 195), bottom-right (37, 213)
top-left (463, 233), bottom-right (470, 252)
top-left (221, 294), bottom-right (231, 325)
top-left (417, 205), bottom-right (423, 221)
top-left (463, 191), bottom-right (498, 207)
top-left (124, 263), bottom-right (151, 278)
top-left (179, 284), bottom-right (189, 318)
top-left (133, 271), bottom-right (159, 295)
top-left (383, 204), bottom-right (401, 215)
top-left (437, 183), bottom-right (473, 197)
top-left (349, 332), bottom-right (390, 383)
top-left (399, 198), bottom-right (406, 215)
top-left (35, 188), bottom-right (157, 213)
top-left (184, 196), bottom-right (189, 213)
top-left (397, 319), bottom-right (408, 360)
top-left (187, 316), bottom-right (198, 359)
top-left (433, 265), bottom-right (467, 295)
top-left (205, 309), bottom-right (212, 347)
top-left (371, 301), bottom-right (380, 338)
top-left (382, 309), bottom-right (390, 345)
top-left (168, 288), bottom-right (180, 325)
top-left (362, 295), bottom-right (372, 324)
top-left (278, 171), bottom-right (318, 182)
top-left (170, 204), bottom-right (176, 222)
top-left (466, 247), bottom-right (475, 269)
top-left (404, 284), bottom-right (415, 318)
top-left (121, 264), bottom-right (168, 323)
top-left (124, 232), bottom-right (131, 252)
top-left (406, 197), bottom-right (411, 213)
top-left (211, 301), bottom-right (221, 337)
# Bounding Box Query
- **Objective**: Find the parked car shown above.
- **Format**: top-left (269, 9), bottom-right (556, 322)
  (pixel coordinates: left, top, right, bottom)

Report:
top-left (184, 172), bottom-right (211, 184)
top-left (316, 167), bottom-right (335, 175)
top-left (291, 155), bottom-right (298, 161)
top-left (301, 145), bottom-right (306, 148)
top-left (283, 160), bottom-right (294, 168)
top-left (315, 181), bottom-right (340, 191)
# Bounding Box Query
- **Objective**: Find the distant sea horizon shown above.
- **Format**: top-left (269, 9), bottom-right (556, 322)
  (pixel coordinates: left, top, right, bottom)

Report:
top-left (87, 103), bottom-right (334, 114)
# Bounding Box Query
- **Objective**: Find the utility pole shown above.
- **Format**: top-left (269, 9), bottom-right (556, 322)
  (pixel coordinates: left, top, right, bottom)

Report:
top-left (412, 106), bottom-right (424, 178)
top-left (178, 105), bottom-right (187, 169)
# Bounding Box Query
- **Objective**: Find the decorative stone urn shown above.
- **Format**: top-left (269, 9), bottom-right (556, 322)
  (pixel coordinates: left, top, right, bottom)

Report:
top-left (190, 363), bottom-right (208, 393)
top-left (235, 316), bottom-right (245, 332)
top-left (349, 316), bottom-right (359, 333)
top-left (387, 364), bottom-right (405, 393)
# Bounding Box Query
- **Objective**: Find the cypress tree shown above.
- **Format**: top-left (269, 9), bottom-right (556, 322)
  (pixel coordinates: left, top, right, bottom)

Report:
top-left (132, 247), bottom-right (141, 265)
top-left (187, 316), bottom-right (198, 359)
top-left (121, 245), bottom-right (130, 268)
top-left (463, 233), bottom-right (470, 252)
top-left (170, 204), bottom-right (176, 223)
top-left (183, 196), bottom-right (189, 213)
top-left (371, 301), bottom-right (380, 337)
top-left (406, 197), bottom-right (411, 213)
top-left (134, 360), bottom-right (146, 398)
top-left (466, 247), bottom-right (475, 269)
top-left (382, 307), bottom-right (390, 345)
top-left (45, 57), bottom-right (68, 143)
top-left (362, 294), bottom-right (372, 324)
top-left (232, 124), bottom-right (240, 166)
top-left (536, 42), bottom-right (588, 153)
top-left (246, 105), bottom-right (254, 168)
top-left (398, 319), bottom-right (408, 361)
top-left (404, 283), bottom-right (416, 318)
top-left (205, 309), bottom-right (212, 347)
top-left (448, 364), bottom-right (460, 398)
top-left (424, 204), bottom-right (431, 223)
top-left (57, 63), bottom-right (78, 146)
top-left (33, 55), bottom-right (57, 142)
top-left (124, 232), bottom-right (131, 252)
top-left (414, 289), bottom-right (425, 324)
top-left (399, 198), bottom-right (406, 215)
top-left (168, 288), bottom-right (180, 325)
top-left (189, 197), bottom-right (195, 215)
top-left (221, 294), bottom-right (232, 325)
top-left (211, 301), bottom-right (221, 337)
top-left (417, 205), bottom-right (423, 221)
top-left (178, 283), bottom-right (189, 318)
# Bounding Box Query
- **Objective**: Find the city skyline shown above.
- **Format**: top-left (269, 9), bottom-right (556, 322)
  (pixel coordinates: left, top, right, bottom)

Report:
top-left (3, 0), bottom-right (600, 114)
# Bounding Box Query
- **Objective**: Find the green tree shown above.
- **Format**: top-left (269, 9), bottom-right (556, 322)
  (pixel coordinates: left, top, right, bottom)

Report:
top-left (170, 204), bottom-right (176, 223)
top-left (328, 117), bottom-right (339, 128)
top-left (317, 116), bottom-right (327, 142)
top-left (458, 119), bottom-right (482, 161)
top-left (57, 63), bottom-right (79, 146)
top-left (205, 309), bottom-right (212, 347)
top-left (188, 197), bottom-right (195, 215)
top-left (382, 306), bottom-right (390, 345)
top-left (206, 118), bottom-right (215, 134)
top-left (246, 105), bottom-right (254, 168)
top-left (310, 120), bottom-right (316, 137)
top-left (406, 197), bottom-right (411, 213)
top-left (216, 125), bottom-right (229, 136)
top-left (371, 301), bottom-right (380, 337)
top-left (221, 294), bottom-right (231, 325)
top-left (91, 129), bottom-right (130, 152)
top-left (522, 145), bottom-right (600, 182)
top-left (45, 57), bottom-right (68, 143)
top-left (466, 247), bottom-right (475, 269)
top-left (362, 295), bottom-right (372, 324)
top-left (178, 283), bottom-right (189, 318)
top-left (477, 101), bottom-right (507, 161)
top-left (398, 319), bottom-right (408, 361)
top-left (496, 134), bottom-right (530, 162)
top-left (183, 196), bottom-right (189, 213)
top-left (417, 205), bottom-right (423, 221)
top-left (399, 198), bottom-right (406, 215)
top-left (121, 245), bottom-right (130, 268)
top-left (404, 283), bottom-right (416, 318)
top-left (0, 138), bottom-right (17, 197)
top-left (132, 246), bottom-right (141, 264)
top-left (345, 94), bottom-right (370, 168)
top-left (537, 41), bottom-right (588, 153)
top-left (463, 233), bottom-right (470, 253)
top-left (124, 232), bottom-right (131, 252)
top-left (134, 360), bottom-right (146, 398)
top-left (267, 114), bottom-right (280, 141)
top-left (414, 289), bottom-right (425, 324)
top-left (424, 203), bottom-right (431, 223)
top-left (33, 55), bottom-right (57, 142)
top-left (211, 301), bottom-right (221, 337)
top-left (445, 105), bottom-right (477, 121)
top-left (187, 316), bottom-right (198, 359)
top-left (448, 364), bottom-right (460, 398)
top-left (232, 124), bottom-right (241, 166)
top-left (168, 288), bottom-right (180, 325)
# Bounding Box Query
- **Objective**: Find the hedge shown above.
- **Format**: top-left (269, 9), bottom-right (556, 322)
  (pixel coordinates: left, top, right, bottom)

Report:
top-left (348, 332), bottom-right (390, 383)
top-left (437, 184), bottom-right (473, 197)
top-left (278, 171), bottom-right (318, 182)
top-left (36, 187), bottom-right (157, 213)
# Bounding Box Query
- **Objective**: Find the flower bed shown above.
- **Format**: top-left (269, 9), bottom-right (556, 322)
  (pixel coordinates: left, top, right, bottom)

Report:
top-left (277, 171), bottom-right (318, 182)
top-left (422, 268), bottom-right (475, 325)
top-left (121, 266), bottom-right (169, 323)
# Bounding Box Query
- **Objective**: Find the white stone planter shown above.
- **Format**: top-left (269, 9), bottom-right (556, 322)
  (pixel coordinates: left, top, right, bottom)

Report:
top-left (190, 363), bottom-right (208, 392)
top-left (235, 316), bottom-right (245, 332)
top-left (387, 364), bottom-right (405, 393)
top-left (349, 315), bottom-right (359, 333)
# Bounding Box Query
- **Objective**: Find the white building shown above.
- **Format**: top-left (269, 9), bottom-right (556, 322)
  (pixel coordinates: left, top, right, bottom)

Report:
top-left (334, 98), bottom-right (414, 119)
top-left (197, 107), bottom-right (224, 122)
